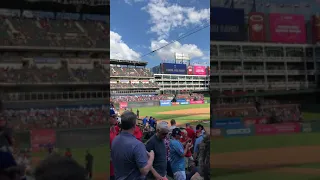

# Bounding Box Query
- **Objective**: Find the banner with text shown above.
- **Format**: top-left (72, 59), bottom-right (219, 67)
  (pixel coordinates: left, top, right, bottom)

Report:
top-left (269, 13), bottom-right (306, 43)
top-left (160, 100), bottom-right (172, 106)
top-left (193, 66), bottom-right (207, 75)
top-left (243, 117), bottom-right (268, 126)
top-left (255, 123), bottom-right (301, 135)
top-left (30, 129), bottom-right (56, 152)
top-left (189, 100), bottom-right (204, 104)
top-left (213, 118), bottom-right (242, 128)
top-left (179, 101), bottom-right (190, 105)
top-left (223, 127), bottom-right (254, 137)
top-left (161, 63), bottom-right (187, 75)
top-left (211, 7), bottom-right (245, 41)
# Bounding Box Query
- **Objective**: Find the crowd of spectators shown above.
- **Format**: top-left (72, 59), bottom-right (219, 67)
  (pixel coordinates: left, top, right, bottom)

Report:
top-left (110, 67), bottom-right (153, 77)
top-left (110, 81), bottom-right (158, 89)
top-left (0, 106), bottom-right (108, 131)
top-left (110, 110), bottom-right (209, 180)
top-left (213, 98), bottom-right (302, 123)
top-left (110, 93), bottom-right (205, 103)
top-left (0, 65), bottom-right (108, 84)
top-left (0, 15), bottom-right (108, 48)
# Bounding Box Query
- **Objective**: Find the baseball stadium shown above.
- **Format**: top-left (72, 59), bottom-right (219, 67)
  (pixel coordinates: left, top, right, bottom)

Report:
top-left (211, 0), bottom-right (320, 179)
top-left (0, 0), bottom-right (109, 180)
top-left (110, 57), bottom-right (210, 130)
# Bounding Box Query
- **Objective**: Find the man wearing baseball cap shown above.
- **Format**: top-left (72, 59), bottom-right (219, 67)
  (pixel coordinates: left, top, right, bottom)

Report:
top-left (170, 128), bottom-right (192, 180)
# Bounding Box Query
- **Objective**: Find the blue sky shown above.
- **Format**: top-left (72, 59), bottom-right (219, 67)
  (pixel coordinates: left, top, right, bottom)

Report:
top-left (110, 0), bottom-right (210, 68)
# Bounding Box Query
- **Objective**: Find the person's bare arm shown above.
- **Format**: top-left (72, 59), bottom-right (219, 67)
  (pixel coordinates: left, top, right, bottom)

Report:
top-left (182, 143), bottom-right (191, 156)
top-left (150, 167), bottom-right (163, 179)
top-left (139, 151), bottom-right (154, 176)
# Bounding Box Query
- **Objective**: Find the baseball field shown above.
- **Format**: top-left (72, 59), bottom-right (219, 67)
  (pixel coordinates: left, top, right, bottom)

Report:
top-left (28, 101), bottom-right (210, 180)
top-left (211, 112), bottom-right (320, 180)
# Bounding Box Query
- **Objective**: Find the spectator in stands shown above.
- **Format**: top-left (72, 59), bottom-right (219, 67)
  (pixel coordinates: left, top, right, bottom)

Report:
top-left (64, 148), bottom-right (72, 158)
top-left (193, 130), bottom-right (204, 161)
top-left (143, 116), bottom-right (149, 127)
top-left (196, 124), bottom-right (205, 137)
top-left (134, 125), bottom-right (143, 141)
top-left (185, 123), bottom-right (196, 143)
top-left (169, 119), bottom-right (177, 133)
top-left (109, 108), bottom-right (118, 180)
top-left (145, 121), bottom-right (169, 180)
top-left (149, 117), bottom-right (156, 130)
top-left (170, 128), bottom-right (192, 180)
top-left (180, 129), bottom-right (193, 170)
top-left (111, 111), bottom-right (154, 179)
top-left (34, 154), bottom-right (87, 180)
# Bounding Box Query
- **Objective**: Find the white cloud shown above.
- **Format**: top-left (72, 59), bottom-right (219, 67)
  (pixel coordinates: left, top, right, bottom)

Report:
top-left (150, 39), bottom-right (203, 60)
top-left (143, 0), bottom-right (209, 39)
top-left (124, 0), bottom-right (145, 5)
top-left (110, 31), bottom-right (141, 60)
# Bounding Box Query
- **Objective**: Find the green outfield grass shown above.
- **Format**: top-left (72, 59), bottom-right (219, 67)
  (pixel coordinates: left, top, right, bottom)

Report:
top-left (211, 133), bottom-right (320, 180)
top-left (133, 103), bottom-right (210, 123)
top-left (32, 145), bottom-right (109, 173)
top-left (210, 110), bottom-right (320, 180)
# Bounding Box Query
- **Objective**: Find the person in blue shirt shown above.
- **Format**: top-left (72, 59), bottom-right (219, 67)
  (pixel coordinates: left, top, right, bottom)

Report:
top-left (193, 130), bottom-right (204, 160)
top-left (169, 128), bottom-right (192, 180)
top-left (142, 116), bottom-right (148, 127)
top-left (149, 117), bottom-right (155, 129)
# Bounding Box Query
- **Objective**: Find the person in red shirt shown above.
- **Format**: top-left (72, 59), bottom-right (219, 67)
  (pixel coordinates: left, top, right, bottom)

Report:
top-left (64, 148), bottom-right (72, 158)
top-left (185, 123), bottom-right (196, 143)
top-left (180, 129), bottom-right (194, 169)
top-left (134, 125), bottom-right (143, 141)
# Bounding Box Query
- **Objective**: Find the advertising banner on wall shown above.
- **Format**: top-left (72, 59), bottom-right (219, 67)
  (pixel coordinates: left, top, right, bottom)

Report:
top-left (211, 128), bottom-right (223, 137)
top-left (193, 66), bottom-right (207, 75)
top-left (30, 129), bottom-right (56, 152)
top-left (187, 66), bottom-right (193, 75)
top-left (269, 13), bottom-right (306, 43)
top-left (161, 63), bottom-right (187, 74)
top-left (160, 100), bottom-right (172, 106)
top-left (243, 117), bottom-right (268, 126)
top-left (312, 15), bottom-right (320, 43)
top-left (213, 118), bottom-right (242, 128)
top-left (223, 127), bottom-right (254, 137)
top-left (255, 123), bottom-right (301, 135)
top-left (119, 102), bottom-right (128, 109)
top-left (176, 99), bottom-right (187, 102)
top-left (189, 100), bottom-right (204, 104)
top-left (248, 12), bottom-right (265, 42)
top-left (179, 101), bottom-right (190, 105)
top-left (211, 7), bottom-right (245, 41)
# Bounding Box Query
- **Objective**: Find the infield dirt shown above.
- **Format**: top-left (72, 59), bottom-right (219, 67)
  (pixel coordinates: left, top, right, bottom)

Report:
top-left (211, 145), bottom-right (320, 175)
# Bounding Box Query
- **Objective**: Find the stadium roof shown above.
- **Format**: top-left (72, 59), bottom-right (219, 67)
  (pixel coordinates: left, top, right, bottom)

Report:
top-left (110, 59), bottom-right (148, 66)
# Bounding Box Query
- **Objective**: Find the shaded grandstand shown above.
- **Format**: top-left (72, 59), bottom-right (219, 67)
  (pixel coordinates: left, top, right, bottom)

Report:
top-left (0, 0), bottom-right (109, 154)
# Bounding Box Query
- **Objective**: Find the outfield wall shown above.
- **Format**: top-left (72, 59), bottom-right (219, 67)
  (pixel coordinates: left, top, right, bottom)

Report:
top-left (14, 127), bottom-right (108, 151)
top-left (117, 99), bottom-right (209, 109)
top-left (211, 120), bottom-right (320, 138)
